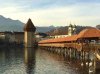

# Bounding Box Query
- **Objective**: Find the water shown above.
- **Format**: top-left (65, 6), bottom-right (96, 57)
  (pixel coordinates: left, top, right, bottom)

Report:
top-left (0, 47), bottom-right (98, 74)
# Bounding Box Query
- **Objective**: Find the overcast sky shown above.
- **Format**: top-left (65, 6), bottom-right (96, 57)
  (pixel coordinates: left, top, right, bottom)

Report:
top-left (0, 0), bottom-right (100, 27)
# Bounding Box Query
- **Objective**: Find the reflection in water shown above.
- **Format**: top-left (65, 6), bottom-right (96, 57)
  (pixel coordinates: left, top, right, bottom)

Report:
top-left (0, 47), bottom-right (99, 74)
top-left (0, 48), bottom-right (26, 74)
top-left (24, 48), bottom-right (36, 74)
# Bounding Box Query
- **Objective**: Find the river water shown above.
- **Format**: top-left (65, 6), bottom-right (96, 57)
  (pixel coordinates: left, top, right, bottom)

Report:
top-left (0, 47), bottom-right (99, 74)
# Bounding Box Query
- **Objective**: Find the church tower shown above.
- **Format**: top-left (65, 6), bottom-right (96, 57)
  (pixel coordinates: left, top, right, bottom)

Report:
top-left (73, 24), bottom-right (76, 35)
top-left (68, 24), bottom-right (77, 36)
top-left (68, 23), bottom-right (73, 36)
top-left (24, 19), bottom-right (36, 48)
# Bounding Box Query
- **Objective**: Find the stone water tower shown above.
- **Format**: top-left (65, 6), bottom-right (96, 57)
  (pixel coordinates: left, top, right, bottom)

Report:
top-left (24, 19), bottom-right (36, 47)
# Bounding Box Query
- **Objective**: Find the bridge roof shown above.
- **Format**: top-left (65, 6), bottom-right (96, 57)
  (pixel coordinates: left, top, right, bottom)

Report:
top-left (39, 28), bottom-right (100, 44)
top-left (39, 35), bottom-right (78, 43)
top-left (77, 28), bottom-right (100, 39)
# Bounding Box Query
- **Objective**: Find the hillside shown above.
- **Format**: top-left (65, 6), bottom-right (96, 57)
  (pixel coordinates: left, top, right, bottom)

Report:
top-left (46, 26), bottom-right (68, 36)
top-left (0, 15), bottom-right (24, 31)
top-left (0, 15), bottom-right (56, 32)
top-left (36, 26), bottom-right (56, 33)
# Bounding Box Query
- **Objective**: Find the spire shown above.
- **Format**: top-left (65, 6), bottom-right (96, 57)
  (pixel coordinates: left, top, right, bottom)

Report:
top-left (24, 18), bottom-right (36, 32)
top-left (69, 23), bottom-right (73, 27)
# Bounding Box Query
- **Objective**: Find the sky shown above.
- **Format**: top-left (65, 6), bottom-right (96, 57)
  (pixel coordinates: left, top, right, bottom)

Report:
top-left (0, 0), bottom-right (100, 27)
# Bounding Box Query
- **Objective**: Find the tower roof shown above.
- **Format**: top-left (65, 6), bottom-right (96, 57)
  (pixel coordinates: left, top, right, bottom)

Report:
top-left (69, 23), bottom-right (73, 27)
top-left (24, 18), bottom-right (36, 32)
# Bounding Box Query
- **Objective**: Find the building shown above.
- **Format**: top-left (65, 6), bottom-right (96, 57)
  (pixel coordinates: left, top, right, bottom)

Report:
top-left (0, 31), bottom-right (24, 44)
top-left (13, 32), bottom-right (24, 44)
top-left (0, 32), bottom-right (14, 43)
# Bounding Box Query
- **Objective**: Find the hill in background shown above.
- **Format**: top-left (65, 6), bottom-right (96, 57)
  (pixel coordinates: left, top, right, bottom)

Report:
top-left (46, 26), bottom-right (92, 36)
top-left (0, 15), bottom-right (24, 32)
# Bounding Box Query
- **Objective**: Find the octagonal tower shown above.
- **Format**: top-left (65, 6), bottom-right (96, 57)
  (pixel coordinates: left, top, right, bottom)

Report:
top-left (24, 19), bottom-right (36, 47)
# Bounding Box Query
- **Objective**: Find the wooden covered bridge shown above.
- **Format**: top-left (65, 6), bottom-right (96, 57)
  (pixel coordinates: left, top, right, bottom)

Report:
top-left (38, 28), bottom-right (100, 61)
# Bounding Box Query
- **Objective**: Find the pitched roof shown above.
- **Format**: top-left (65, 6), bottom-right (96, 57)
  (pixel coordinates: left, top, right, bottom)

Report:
top-left (24, 18), bottom-right (36, 32)
top-left (39, 35), bottom-right (78, 44)
top-left (77, 28), bottom-right (100, 38)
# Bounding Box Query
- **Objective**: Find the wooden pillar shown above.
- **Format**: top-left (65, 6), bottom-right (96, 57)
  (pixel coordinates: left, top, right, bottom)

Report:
top-left (61, 48), bottom-right (63, 56)
top-left (92, 50), bottom-right (96, 74)
top-left (81, 50), bottom-right (85, 60)
top-left (64, 48), bottom-right (67, 57)
top-left (62, 48), bottom-right (65, 56)
top-left (73, 48), bottom-right (75, 58)
top-left (69, 48), bottom-right (72, 58)
top-left (55, 47), bottom-right (57, 53)
top-left (75, 49), bottom-right (77, 59)
top-left (83, 51), bottom-right (86, 60)
top-left (57, 48), bottom-right (60, 54)
top-left (68, 48), bottom-right (70, 58)
top-left (78, 51), bottom-right (81, 60)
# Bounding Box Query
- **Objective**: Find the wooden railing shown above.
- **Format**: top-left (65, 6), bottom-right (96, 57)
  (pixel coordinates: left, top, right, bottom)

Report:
top-left (38, 43), bottom-right (100, 51)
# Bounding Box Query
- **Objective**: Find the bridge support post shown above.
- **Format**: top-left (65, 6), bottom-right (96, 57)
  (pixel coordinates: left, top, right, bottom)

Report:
top-left (64, 48), bottom-right (67, 57)
top-left (69, 48), bottom-right (72, 59)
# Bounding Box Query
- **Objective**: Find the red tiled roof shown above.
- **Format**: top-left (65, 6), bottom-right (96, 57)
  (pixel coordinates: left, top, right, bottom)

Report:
top-left (39, 35), bottom-right (78, 44)
top-left (77, 28), bottom-right (100, 38)
top-left (54, 35), bottom-right (77, 42)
